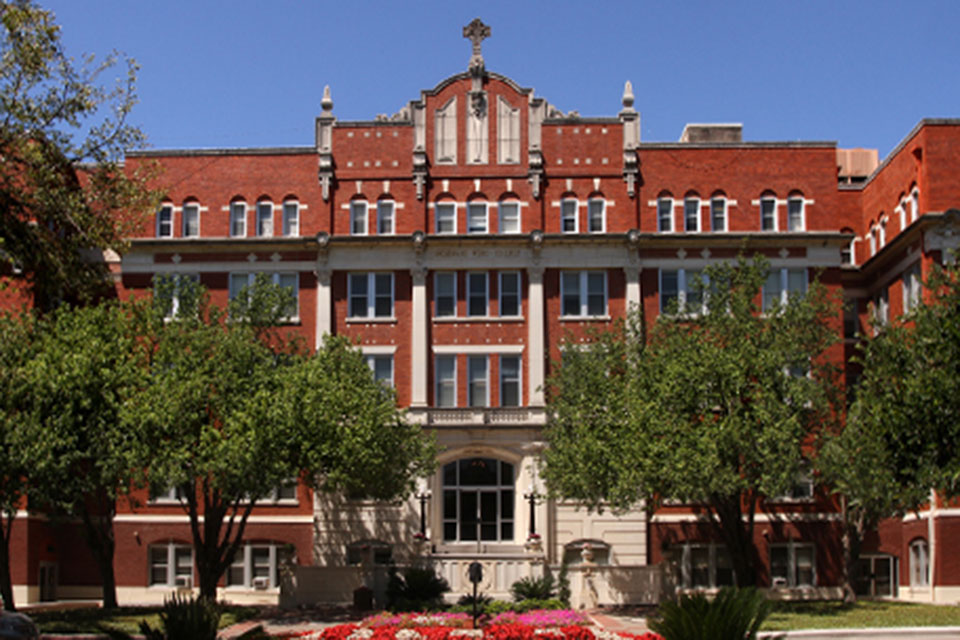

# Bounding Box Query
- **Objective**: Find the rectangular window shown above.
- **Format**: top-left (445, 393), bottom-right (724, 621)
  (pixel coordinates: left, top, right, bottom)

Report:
top-left (435, 272), bottom-right (456, 317)
top-left (711, 197), bottom-right (726, 232)
top-left (467, 272), bottom-right (487, 316)
top-left (282, 201), bottom-right (299, 236)
top-left (910, 540), bottom-right (929, 587)
top-left (256, 202), bottom-right (274, 237)
top-left (348, 273), bottom-right (393, 318)
top-left (763, 268), bottom-right (807, 311)
top-left (588, 198), bottom-right (605, 233)
top-left (499, 271), bottom-right (520, 317)
top-left (902, 264), bottom-right (921, 312)
top-left (497, 96), bottom-right (521, 164)
top-left (350, 201), bottom-right (368, 235)
top-left (468, 356), bottom-right (488, 407)
top-left (761, 198), bottom-right (777, 231)
top-left (150, 544), bottom-right (193, 587)
top-left (910, 189), bottom-right (919, 222)
top-left (681, 544), bottom-right (736, 589)
top-left (770, 543), bottom-right (816, 588)
top-left (377, 200), bottom-right (395, 235)
top-left (155, 273), bottom-right (200, 319)
top-left (660, 269), bottom-right (705, 315)
top-left (228, 273), bottom-right (299, 319)
top-left (658, 198), bottom-right (673, 232)
top-left (561, 271), bottom-right (606, 317)
top-left (436, 203), bottom-right (456, 234)
top-left (788, 197), bottom-right (805, 231)
top-left (872, 287), bottom-right (889, 329)
top-left (230, 202), bottom-right (247, 237)
top-left (365, 354), bottom-right (394, 387)
top-left (436, 355), bottom-right (456, 407)
top-left (499, 202), bottom-right (520, 234)
top-left (500, 355), bottom-right (521, 407)
top-left (467, 203), bottom-right (488, 234)
top-left (157, 205), bottom-right (173, 237)
top-left (225, 544), bottom-right (289, 590)
top-left (561, 199), bottom-right (578, 233)
top-left (684, 198), bottom-right (700, 232)
top-left (182, 203), bottom-right (199, 237)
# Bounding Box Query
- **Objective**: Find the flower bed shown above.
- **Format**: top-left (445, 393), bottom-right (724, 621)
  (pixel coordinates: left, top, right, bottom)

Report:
top-left (278, 611), bottom-right (662, 640)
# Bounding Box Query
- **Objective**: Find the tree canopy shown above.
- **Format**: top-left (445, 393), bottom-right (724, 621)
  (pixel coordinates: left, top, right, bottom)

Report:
top-left (543, 256), bottom-right (841, 586)
top-left (1, 0), bottom-right (156, 309)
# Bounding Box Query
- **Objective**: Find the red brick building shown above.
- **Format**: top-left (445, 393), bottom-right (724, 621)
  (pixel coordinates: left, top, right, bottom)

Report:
top-left (7, 20), bottom-right (960, 607)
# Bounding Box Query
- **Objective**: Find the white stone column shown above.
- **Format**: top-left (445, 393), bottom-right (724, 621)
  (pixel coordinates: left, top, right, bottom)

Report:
top-left (410, 267), bottom-right (429, 407)
top-left (527, 266), bottom-right (545, 407)
top-left (315, 269), bottom-right (332, 350)
top-left (624, 265), bottom-right (641, 313)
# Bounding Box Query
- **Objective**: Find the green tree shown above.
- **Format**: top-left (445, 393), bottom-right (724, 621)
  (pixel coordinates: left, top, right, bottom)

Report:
top-left (1, 0), bottom-right (156, 309)
top-left (0, 311), bottom-right (37, 610)
top-left (19, 300), bottom-right (150, 609)
top-left (131, 278), bottom-right (435, 600)
top-left (543, 257), bottom-right (841, 587)
top-left (823, 256), bottom-right (960, 601)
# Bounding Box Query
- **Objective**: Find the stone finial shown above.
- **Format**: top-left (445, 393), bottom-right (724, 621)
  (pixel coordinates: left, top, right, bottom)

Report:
top-left (622, 81), bottom-right (635, 110)
top-left (321, 85), bottom-right (333, 113)
top-left (463, 18), bottom-right (491, 74)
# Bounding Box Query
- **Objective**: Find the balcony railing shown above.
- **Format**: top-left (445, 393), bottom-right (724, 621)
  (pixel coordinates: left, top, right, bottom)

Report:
top-left (407, 407), bottom-right (547, 427)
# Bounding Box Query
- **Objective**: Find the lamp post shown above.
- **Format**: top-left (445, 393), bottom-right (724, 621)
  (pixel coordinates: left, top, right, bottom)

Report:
top-left (416, 485), bottom-right (431, 539)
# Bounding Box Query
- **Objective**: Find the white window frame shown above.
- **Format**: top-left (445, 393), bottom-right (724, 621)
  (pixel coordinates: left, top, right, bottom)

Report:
top-left (436, 202), bottom-right (457, 234)
top-left (256, 201), bottom-right (274, 237)
top-left (436, 355), bottom-right (457, 407)
top-left (910, 539), bottom-right (929, 587)
top-left (157, 204), bottom-right (174, 238)
top-left (149, 484), bottom-right (187, 504)
top-left (869, 226), bottom-right (877, 256)
top-left (587, 198), bottom-right (606, 233)
top-left (230, 202), bottom-right (247, 238)
top-left (182, 203), bottom-right (200, 237)
top-left (155, 273), bottom-right (200, 319)
top-left (770, 467), bottom-right (815, 502)
top-left (762, 268), bottom-right (808, 312)
top-left (467, 202), bottom-right (488, 234)
top-left (377, 200), bottom-right (395, 235)
top-left (560, 271), bottom-right (607, 318)
top-left (680, 543), bottom-right (736, 589)
top-left (149, 543), bottom-right (193, 588)
top-left (467, 355), bottom-right (489, 407)
top-left (226, 543), bottom-right (289, 590)
top-left (228, 272), bottom-right (299, 320)
top-left (659, 268), bottom-right (707, 315)
top-left (684, 197), bottom-right (701, 233)
top-left (434, 272), bottom-right (457, 318)
top-left (499, 271), bottom-right (521, 317)
top-left (710, 196), bottom-right (727, 232)
top-left (770, 541), bottom-right (816, 588)
top-left (760, 196), bottom-right (778, 231)
top-left (902, 263), bottom-right (922, 313)
top-left (282, 200), bottom-right (300, 237)
top-left (561, 198), bottom-right (578, 233)
top-left (350, 201), bottom-right (369, 236)
top-left (365, 354), bottom-right (394, 387)
top-left (872, 287), bottom-right (889, 331)
top-left (347, 272), bottom-right (394, 319)
top-left (898, 201), bottom-right (907, 232)
top-left (787, 196), bottom-right (805, 232)
top-left (879, 219), bottom-right (887, 248)
top-left (500, 355), bottom-right (521, 407)
top-left (499, 201), bottom-right (521, 234)
top-left (467, 271), bottom-right (488, 317)
top-left (910, 188), bottom-right (919, 223)
top-left (657, 197), bottom-right (674, 233)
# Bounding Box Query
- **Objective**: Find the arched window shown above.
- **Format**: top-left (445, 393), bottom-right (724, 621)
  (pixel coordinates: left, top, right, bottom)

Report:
top-left (230, 198), bottom-right (247, 237)
top-left (760, 191), bottom-right (777, 231)
top-left (442, 457), bottom-right (514, 542)
top-left (684, 192), bottom-right (701, 233)
top-left (910, 538), bottom-right (929, 587)
top-left (657, 192), bottom-right (674, 233)
top-left (710, 192), bottom-right (727, 232)
top-left (787, 192), bottom-right (805, 232)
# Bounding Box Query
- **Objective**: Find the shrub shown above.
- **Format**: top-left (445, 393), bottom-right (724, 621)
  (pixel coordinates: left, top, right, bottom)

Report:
top-left (385, 566), bottom-right (451, 612)
top-left (510, 574), bottom-right (555, 602)
top-left (649, 587), bottom-right (772, 640)
top-left (138, 593), bottom-right (221, 640)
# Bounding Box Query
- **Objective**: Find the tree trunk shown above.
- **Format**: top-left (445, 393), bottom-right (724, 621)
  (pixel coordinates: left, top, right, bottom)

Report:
top-left (0, 513), bottom-right (16, 611)
top-left (78, 501), bottom-right (118, 609)
top-left (839, 499), bottom-right (865, 605)
top-left (709, 494), bottom-right (758, 587)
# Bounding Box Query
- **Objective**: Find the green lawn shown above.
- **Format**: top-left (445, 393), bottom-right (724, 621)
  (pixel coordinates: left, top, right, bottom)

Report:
top-left (762, 600), bottom-right (960, 631)
top-left (28, 604), bottom-right (262, 635)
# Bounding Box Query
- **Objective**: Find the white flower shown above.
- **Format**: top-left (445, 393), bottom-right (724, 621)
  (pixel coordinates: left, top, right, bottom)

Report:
top-left (396, 629), bottom-right (423, 640)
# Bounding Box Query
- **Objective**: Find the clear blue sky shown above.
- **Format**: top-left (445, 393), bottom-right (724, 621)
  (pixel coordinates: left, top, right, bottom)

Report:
top-left (41, 0), bottom-right (960, 159)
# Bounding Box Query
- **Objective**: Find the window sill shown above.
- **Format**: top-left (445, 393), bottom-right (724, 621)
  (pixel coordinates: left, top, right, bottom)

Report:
top-left (559, 315), bottom-right (611, 322)
top-left (433, 316), bottom-right (525, 323)
top-left (346, 317), bottom-right (397, 324)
